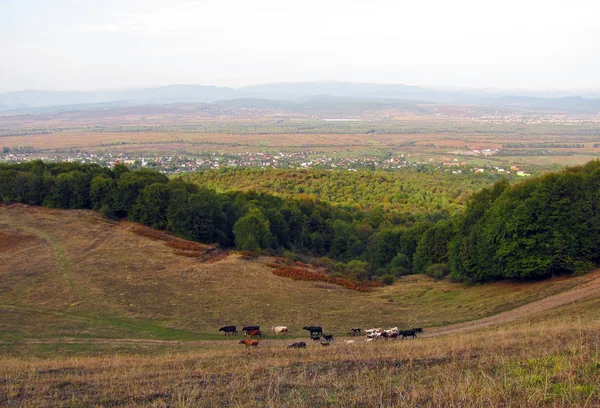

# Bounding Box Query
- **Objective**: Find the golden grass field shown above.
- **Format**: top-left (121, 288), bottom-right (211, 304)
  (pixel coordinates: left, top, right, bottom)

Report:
top-left (2, 205), bottom-right (600, 406)
top-left (1, 205), bottom-right (593, 340)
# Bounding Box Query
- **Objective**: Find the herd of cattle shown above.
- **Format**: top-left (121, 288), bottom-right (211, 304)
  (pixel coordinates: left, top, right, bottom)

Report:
top-left (218, 325), bottom-right (423, 349)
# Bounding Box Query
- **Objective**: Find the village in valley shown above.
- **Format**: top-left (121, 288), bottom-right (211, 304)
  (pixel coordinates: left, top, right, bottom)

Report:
top-left (0, 146), bottom-right (531, 176)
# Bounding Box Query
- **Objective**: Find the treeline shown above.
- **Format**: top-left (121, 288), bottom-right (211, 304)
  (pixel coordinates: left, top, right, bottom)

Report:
top-left (449, 160), bottom-right (600, 281)
top-left (503, 142), bottom-right (587, 149)
top-left (4, 120), bottom-right (600, 138)
top-left (2, 161), bottom-right (599, 283)
top-left (0, 161), bottom-right (444, 282)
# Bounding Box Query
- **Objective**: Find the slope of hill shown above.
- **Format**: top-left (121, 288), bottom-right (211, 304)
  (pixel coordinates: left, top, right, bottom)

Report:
top-left (1, 205), bottom-right (595, 341)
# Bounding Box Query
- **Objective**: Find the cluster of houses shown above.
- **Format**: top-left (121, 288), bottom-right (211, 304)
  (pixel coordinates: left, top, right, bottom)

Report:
top-left (1, 149), bottom-right (414, 174)
top-left (473, 113), bottom-right (600, 125)
top-left (1, 148), bottom-right (530, 176)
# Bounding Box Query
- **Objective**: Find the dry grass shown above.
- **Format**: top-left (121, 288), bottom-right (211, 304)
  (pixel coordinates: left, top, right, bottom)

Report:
top-left (1, 318), bottom-right (599, 407)
top-left (1, 205), bottom-right (596, 342)
top-left (3, 205), bottom-right (600, 406)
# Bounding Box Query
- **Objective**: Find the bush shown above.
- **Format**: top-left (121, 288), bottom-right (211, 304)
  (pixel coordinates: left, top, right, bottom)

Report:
top-left (333, 262), bottom-right (347, 273)
top-left (426, 263), bottom-right (449, 280)
top-left (314, 257), bottom-right (335, 270)
top-left (390, 266), bottom-right (411, 276)
top-left (571, 260), bottom-right (595, 276)
top-left (283, 250), bottom-right (301, 262)
top-left (99, 205), bottom-right (118, 220)
top-left (381, 274), bottom-right (395, 286)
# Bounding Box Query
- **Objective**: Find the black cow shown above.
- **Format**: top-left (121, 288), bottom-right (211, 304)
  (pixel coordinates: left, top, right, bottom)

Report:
top-left (400, 329), bottom-right (417, 339)
top-left (242, 326), bottom-right (260, 334)
top-left (287, 341), bottom-right (307, 349)
top-left (348, 328), bottom-right (361, 336)
top-left (311, 336), bottom-right (322, 342)
top-left (303, 326), bottom-right (323, 336)
top-left (413, 328), bottom-right (423, 333)
top-left (219, 325), bottom-right (237, 335)
top-left (323, 334), bottom-right (334, 342)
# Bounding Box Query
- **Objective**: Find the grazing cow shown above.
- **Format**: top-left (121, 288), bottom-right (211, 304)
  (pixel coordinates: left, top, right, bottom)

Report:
top-left (400, 329), bottom-right (417, 339)
top-left (351, 328), bottom-right (361, 335)
top-left (311, 336), bottom-right (321, 342)
top-left (246, 329), bottom-right (262, 338)
top-left (218, 325), bottom-right (237, 335)
top-left (323, 335), bottom-right (334, 342)
top-left (242, 326), bottom-right (260, 334)
top-left (320, 342), bottom-right (330, 347)
top-left (271, 326), bottom-right (288, 335)
top-left (382, 331), bottom-right (399, 340)
top-left (366, 329), bottom-right (383, 339)
top-left (303, 326), bottom-right (323, 336)
top-left (239, 339), bottom-right (260, 349)
top-left (413, 328), bottom-right (423, 333)
top-left (287, 341), bottom-right (307, 349)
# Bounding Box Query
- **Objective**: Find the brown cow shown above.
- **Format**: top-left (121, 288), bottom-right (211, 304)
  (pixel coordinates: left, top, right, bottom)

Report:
top-left (246, 329), bottom-right (262, 338)
top-left (239, 339), bottom-right (260, 348)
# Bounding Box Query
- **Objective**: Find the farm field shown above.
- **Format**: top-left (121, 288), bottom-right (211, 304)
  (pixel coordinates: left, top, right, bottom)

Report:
top-left (2, 107), bottom-right (600, 172)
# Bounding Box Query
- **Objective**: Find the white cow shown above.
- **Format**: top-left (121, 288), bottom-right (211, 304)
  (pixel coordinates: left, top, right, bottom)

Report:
top-left (271, 326), bottom-right (288, 335)
top-left (365, 328), bottom-right (384, 339)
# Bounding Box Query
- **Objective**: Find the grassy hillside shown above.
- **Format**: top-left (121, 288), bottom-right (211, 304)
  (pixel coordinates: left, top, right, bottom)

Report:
top-left (2, 310), bottom-right (599, 406)
top-left (3, 205), bottom-right (600, 406)
top-left (0, 205), bottom-right (594, 342)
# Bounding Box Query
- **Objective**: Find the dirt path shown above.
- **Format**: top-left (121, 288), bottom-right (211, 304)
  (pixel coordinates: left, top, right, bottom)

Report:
top-left (427, 268), bottom-right (600, 337)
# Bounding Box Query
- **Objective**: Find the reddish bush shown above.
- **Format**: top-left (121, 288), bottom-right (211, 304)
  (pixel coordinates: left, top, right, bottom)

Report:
top-left (132, 225), bottom-right (216, 258)
top-left (239, 250), bottom-right (260, 259)
top-left (266, 263), bottom-right (381, 292)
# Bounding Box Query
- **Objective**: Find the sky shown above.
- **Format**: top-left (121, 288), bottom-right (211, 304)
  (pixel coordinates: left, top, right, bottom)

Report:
top-left (2, 0), bottom-right (600, 93)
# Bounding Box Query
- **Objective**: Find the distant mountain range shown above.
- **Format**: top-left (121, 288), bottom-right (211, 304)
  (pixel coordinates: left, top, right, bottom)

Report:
top-left (1, 82), bottom-right (600, 114)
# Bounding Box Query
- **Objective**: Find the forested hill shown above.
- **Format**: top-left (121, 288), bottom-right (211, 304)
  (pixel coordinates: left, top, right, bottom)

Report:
top-left (181, 169), bottom-right (501, 216)
top-left (450, 160), bottom-right (600, 281)
top-left (1, 161), bottom-right (600, 284)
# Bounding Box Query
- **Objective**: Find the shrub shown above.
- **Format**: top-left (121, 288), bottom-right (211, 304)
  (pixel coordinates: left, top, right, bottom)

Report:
top-left (381, 274), bottom-right (395, 286)
top-left (265, 263), bottom-right (382, 292)
top-left (333, 262), bottom-right (347, 273)
top-left (99, 205), bottom-right (118, 220)
top-left (240, 250), bottom-right (259, 259)
top-left (426, 263), bottom-right (449, 280)
top-left (571, 260), bottom-right (595, 276)
top-left (390, 266), bottom-right (411, 277)
top-left (314, 257), bottom-right (335, 270)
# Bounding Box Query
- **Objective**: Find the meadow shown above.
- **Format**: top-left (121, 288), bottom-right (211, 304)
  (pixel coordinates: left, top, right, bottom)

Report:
top-left (2, 306), bottom-right (599, 407)
top-left (0, 205), bottom-right (593, 341)
top-left (2, 205), bottom-right (600, 406)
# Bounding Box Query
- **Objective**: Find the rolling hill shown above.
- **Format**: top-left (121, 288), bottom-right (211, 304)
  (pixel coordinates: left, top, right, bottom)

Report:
top-left (1, 204), bottom-right (596, 341)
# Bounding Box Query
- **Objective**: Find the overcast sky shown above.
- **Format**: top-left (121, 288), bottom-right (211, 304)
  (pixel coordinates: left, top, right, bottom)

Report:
top-left (2, 0), bottom-right (599, 92)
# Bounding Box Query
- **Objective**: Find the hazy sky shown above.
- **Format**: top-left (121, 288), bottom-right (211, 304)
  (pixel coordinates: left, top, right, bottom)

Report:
top-left (2, 0), bottom-right (599, 92)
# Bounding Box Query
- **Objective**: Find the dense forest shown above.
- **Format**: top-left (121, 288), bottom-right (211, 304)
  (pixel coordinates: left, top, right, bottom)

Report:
top-left (1, 160), bottom-right (599, 283)
top-left (181, 168), bottom-right (501, 216)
